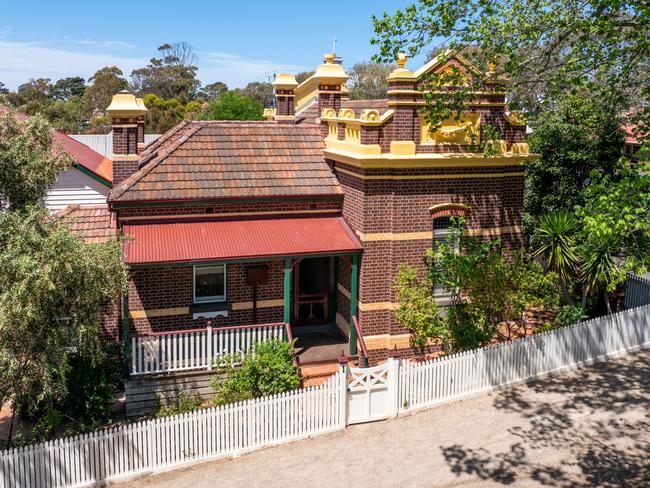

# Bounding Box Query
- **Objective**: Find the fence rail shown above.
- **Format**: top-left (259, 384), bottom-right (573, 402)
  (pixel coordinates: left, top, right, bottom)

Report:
top-left (0, 372), bottom-right (345, 488)
top-left (625, 273), bottom-right (650, 309)
top-left (130, 322), bottom-right (287, 375)
top-left (3, 305), bottom-right (650, 488)
top-left (399, 305), bottom-right (650, 413)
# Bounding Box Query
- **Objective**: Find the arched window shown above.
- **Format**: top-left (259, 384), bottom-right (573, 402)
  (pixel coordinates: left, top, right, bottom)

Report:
top-left (430, 204), bottom-right (468, 297)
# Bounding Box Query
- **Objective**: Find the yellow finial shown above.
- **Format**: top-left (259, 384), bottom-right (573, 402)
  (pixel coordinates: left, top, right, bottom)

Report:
top-left (487, 61), bottom-right (497, 72)
top-left (324, 53), bottom-right (335, 64)
top-left (396, 52), bottom-right (408, 69)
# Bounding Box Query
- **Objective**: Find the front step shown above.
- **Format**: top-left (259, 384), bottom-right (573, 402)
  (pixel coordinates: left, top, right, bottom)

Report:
top-left (299, 358), bottom-right (357, 388)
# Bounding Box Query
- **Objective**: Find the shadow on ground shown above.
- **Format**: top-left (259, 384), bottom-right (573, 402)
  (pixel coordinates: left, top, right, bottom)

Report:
top-left (440, 353), bottom-right (650, 487)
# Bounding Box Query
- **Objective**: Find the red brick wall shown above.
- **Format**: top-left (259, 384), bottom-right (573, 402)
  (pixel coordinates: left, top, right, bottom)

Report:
top-left (128, 260), bottom-right (285, 335)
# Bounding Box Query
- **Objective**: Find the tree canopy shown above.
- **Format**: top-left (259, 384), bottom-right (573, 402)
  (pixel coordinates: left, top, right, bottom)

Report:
top-left (0, 109), bottom-right (72, 210)
top-left (130, 43), bottom-right (200, 103)
top-left (372, 0), bottom-right (650, 130)
top-left (85, 67), bottom-right (128, 112)
top-left (201, 91), bottom-right (263, 121)
top-left (347, 61), bottom-right (394, 100)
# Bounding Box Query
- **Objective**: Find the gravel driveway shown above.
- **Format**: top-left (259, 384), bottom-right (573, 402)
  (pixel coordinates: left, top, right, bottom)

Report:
top-left (117, 350), bottom-right (650, 488)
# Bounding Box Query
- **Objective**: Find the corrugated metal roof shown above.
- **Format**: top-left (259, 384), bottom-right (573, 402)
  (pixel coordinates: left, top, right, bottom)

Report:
top-left (69, 132), bottom-right (160, 158)
top-left (122, 217), bottom-right (362, 265)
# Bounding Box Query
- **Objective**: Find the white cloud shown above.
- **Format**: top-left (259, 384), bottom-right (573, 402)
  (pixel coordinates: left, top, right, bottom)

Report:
top-left (0, 41), bottom-right (310, 90)
top-left (0, 41), bottom-right (145, 88)
top-left (198, 51), bottom-right (309, 88)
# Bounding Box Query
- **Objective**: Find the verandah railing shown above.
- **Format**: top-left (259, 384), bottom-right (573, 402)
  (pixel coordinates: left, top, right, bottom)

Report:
top-left (130, 322), bottom-right (291, 375)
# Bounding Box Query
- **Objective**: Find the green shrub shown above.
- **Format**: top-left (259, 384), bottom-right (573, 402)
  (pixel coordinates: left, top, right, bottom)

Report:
top-left (553, 305), bottom-right (588, 329)
top-left (62, 342), bottom-right (123, 432)
top-left (211, 339), bottom-right (300, 406)
top-left (156, 390), bottom-right (204, 418)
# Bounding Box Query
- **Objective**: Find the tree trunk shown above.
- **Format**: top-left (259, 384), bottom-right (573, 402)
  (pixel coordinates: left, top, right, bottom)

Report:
top-left (560, 281), bottom-right (575, 306)
top-left (7, 401), bottom-right (16, 449)
top-left (603, 289), bottom-right (612, 314)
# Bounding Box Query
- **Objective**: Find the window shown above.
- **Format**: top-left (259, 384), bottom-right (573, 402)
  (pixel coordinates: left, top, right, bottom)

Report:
top-left (432, 216), bottom-right (459, 297)
top-left (194, 265), bottom-right (226, 303)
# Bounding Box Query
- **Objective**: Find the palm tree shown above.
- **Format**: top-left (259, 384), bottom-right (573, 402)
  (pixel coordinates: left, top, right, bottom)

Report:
top-left (533, 211), bottom-right (580, 304)
top-left (579, 230), bottom-right (621, 314)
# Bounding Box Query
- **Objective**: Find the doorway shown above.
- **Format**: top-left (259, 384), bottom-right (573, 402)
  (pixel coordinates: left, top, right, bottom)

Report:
top-left (294, 257), bottom-right (330, 326)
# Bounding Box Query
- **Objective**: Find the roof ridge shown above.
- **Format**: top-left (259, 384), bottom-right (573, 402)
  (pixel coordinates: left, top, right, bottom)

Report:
top-left (110, 123), bottom-right (204, 200)
top-left (139, 120), bottom-right (190, 158)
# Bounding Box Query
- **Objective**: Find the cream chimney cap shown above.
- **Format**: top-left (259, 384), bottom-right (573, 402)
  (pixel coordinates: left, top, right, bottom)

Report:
top-left (272, 73), bottom-right (299, 90)
top-left (106, 91), bottom-right (148, 117)
top-left (314, 53), bottom-right (348, 84)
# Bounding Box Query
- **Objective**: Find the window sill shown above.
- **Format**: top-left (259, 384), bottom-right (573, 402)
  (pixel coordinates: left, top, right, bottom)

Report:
top-left (190, 301), bottom-right (228, 320)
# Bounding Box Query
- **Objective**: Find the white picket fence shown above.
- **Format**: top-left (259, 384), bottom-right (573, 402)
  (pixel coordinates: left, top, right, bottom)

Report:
top-left (131, 323), bottom-right (287, 375)
top-left (2, 305), bottom-right (650, 488)
top-left (0, 372), bottom-right (346, 488)
top-left (398, 304), bottom-right (650, 412)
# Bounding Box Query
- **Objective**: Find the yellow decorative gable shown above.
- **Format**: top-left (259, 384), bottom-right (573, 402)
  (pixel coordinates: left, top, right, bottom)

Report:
top-left (420, 113), bottom-right (481, 145)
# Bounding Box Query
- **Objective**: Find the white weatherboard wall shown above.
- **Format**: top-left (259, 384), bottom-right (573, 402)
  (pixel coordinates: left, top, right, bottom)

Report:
top-left (2, 305), bottom-right (649, 488)
top-left (45, 168), bottom-right (109, 212)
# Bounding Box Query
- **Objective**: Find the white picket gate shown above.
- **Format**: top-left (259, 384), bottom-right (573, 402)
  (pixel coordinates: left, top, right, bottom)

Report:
top-left (2, 305), bottom-right (650, 488)
top-left (347, 360), bottom-right (399, 424)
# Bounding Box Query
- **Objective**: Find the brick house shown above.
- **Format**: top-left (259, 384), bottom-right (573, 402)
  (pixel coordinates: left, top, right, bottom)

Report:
top-left (94, 52), bottom-right (537, 379)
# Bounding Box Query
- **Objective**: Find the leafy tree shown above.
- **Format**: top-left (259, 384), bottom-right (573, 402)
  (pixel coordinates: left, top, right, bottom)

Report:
top-left (240, 81), bottom-right (274, 107)
top-left (200, 81), bottom-right (228, 101)
top-left (0, 82), bottom-right (9, 95)
top-left (211, 339), bottom-right (300, 406)
top-left (347, 61), bottom-right (394, 100)
top-left (371, 0), bottom-right (650, 132)
top-left (130, 42), bottom-right (200, 103)
top-left (393, 265), bottom-right (447, 354)
top-left (0, 207), bottom-right (125, 444)
top-left (52, 77), bottom-right (86, 100)
top-left (295, 71), bottom-right (314, 84)
top-left (0, 109), bottom-right (72, 210)
top-left (526, 95), bottom-right (626, 225)
top-left (200, 91), bottom-right (263, 121)
top-left (84, 66), bottom-right (128, 112)
top-left (15, 78), bottom-right (52, 104)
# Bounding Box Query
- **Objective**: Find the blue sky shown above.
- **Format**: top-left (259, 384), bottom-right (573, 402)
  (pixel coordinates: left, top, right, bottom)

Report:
top-left (0, 0), bottom-right (427, 90)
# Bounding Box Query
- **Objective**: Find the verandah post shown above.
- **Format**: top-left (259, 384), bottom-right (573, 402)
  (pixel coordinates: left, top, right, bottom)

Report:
top-left (283, 257), bottom-right (292, 340)
top-left (122, 287), bottom-right (130, 378)
top-left (207, 322), bottom-right (213, 371)
top-left (349, 254), bottom-right (359, 356)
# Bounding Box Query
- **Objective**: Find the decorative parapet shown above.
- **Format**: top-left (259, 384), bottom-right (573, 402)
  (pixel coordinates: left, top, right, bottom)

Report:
top-left (263, 108), bottom-right (276, 121)
top-left (420, 114), bottom-right (481, 145)
top-left (504, 110), bottom-right (527, 127)
top-left (319, 108), bottom-right (394, 127)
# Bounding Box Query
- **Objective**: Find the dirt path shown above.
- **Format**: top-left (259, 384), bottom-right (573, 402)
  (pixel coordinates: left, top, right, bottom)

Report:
top-left (117, 350), bottom-right (650, 488)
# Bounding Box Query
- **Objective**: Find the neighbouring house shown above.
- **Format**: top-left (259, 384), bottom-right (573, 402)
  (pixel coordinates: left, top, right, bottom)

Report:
top-left (45, 132), bottom-right (113, 211)
top-left (70, 131), bottom-right (161, 159)
top-left (622, 124), bottom-right (648, 162)
top-left (78, 52), bottom-right (537, 413)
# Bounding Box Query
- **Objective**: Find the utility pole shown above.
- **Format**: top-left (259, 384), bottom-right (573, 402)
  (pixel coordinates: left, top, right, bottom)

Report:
top-left (332, 35), bottom-right (337, 55)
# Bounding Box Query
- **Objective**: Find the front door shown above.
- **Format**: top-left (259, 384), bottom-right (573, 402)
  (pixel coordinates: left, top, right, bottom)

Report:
top-left (294, 257), bottom-right (330, 326)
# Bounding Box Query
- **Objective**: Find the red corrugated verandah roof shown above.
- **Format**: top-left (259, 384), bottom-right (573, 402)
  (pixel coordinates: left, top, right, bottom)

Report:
top-left (122, 217), bottom-right (363, 265)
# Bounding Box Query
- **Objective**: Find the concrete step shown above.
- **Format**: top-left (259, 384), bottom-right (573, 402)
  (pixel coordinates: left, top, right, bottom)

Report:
top-left (299, 357), bottom-right (358, 388)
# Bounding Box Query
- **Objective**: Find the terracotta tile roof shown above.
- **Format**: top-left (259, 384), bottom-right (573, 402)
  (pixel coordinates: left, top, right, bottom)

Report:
top-left (57, 205), bottom-right (116, 244)
top-left (296, 99), bottom-right (389, 124)
top-left (110, 121), bottom-right (342, 202)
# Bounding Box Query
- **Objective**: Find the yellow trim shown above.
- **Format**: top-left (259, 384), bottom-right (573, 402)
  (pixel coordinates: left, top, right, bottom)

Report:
top-left (129, 307), bottom-right (189, 319)
top-left (129, 299), bottom-right (284, 319)
top-left (113, 154), bottom-right (140, 161)
top-left (230, 298), bottom-right (284, 311)
top-left (359, 301), bottom-right (397, 312)
top-left (325, 138), bottom-right (382, 156)
top-left (334, 166), bottom-right (525, 181)
top-left (335, 312), bottom-right (350, 337)
top-left (387, 100), bottom-right (505, 107)
top-left (320, 109), bottom-right (394, 127)
top-left (390, 140), bottom-right (416, 156)
top-left (325, 149), bottom-right (538, 169)
top-left (387, 89), bottom-right (506, 96)
top-left (275, 115), bottom-right (296, 121)
top-left (337, 283), bottom-right (351, 300)
top-left (356, 225), bottom-right (521, 242)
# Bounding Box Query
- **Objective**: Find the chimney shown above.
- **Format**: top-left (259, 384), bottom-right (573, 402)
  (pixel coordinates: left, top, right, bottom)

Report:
top-left (272, 73), bottom-right (298, 123)
top-left (315, 53), bottom-right (348, 115)
top-left (106, 91), bottom-right (148, 186)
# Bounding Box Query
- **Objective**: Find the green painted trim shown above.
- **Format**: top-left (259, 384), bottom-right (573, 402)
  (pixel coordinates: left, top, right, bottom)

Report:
top-left (111, 195), bottom-right (341, 208)
top-left (74, 164), bottom-right (112, 188)
top-left (283, 258), bottom-right (292, 325)
top-left (128, 252), bottom-right (361, 269)
top-left (122, 289), bottom-right (130, 378)
top-left (349, 254), bottom-right (359, 356)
